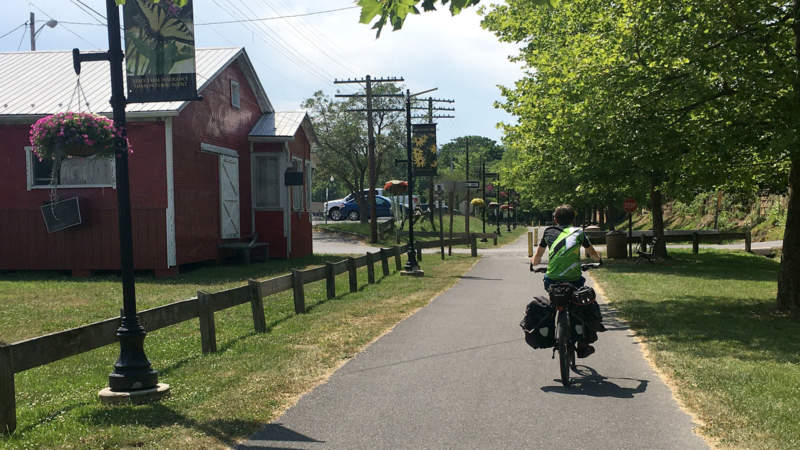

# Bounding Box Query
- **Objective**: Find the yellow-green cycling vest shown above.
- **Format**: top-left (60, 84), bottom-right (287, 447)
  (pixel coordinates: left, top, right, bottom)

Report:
top-left (546, 226), bottom-right (584, 281)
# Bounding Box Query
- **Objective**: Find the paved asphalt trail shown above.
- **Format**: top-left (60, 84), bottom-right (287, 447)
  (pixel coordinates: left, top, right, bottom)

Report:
top-left (240, 231), bottom-right (707, 449)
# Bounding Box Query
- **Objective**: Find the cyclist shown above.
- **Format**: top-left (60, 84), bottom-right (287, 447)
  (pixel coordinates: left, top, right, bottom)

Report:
top-left (531, 204), bottom-right (603, 358)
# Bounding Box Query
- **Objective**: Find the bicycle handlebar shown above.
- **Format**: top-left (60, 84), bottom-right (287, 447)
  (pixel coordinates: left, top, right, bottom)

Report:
top-left (529, 261), bottom-right (602, 273)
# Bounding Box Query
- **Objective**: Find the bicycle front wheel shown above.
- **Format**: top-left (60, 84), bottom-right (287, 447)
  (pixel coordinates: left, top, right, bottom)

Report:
top-left (556, 311), bottom-right (570, 387)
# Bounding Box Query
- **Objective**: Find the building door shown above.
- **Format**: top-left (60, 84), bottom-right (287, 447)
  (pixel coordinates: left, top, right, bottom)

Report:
top-left (219, 155), bottom-right (240, 239)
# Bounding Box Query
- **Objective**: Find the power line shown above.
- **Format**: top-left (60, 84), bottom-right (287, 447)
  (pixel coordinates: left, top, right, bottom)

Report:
top-left (266, 0), bottom-right (363, 74)
top-left (27, 0), bottom-right (100, 48)
top-left (0, 23), bottom-right (25, 40)
top-left (227, 0), bottom-right (339, 81)
top-left (70, 0), bottom-right (107, 26)
top-left (54, 20), bottom-right (106, 26)
top-left (213, 0), bottom-right (332, 83)
top-left (195, 5), bottom-right (358, 25)
top-left (16, 22), bottom-right (27, 50)
top-left (250, 0), bottom-right (361, 76)
top-left (213, 0), bottom-right (335, 83)
top-left (72, 0), bottom-right (106, 22)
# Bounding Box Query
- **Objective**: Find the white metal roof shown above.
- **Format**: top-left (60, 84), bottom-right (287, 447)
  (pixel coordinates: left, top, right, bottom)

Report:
top-left (0, 47), bottom-right (272, 121)
top-left (249, 111), bottom-right (307, 140)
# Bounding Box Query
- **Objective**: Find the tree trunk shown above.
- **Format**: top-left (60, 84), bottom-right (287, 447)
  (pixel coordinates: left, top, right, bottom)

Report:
top-left (778, 0), bottom-right (800, 317)
top-left (777, 156), bottom-right (800, 317)
top-left (650, 187), bottom-right (668, 258)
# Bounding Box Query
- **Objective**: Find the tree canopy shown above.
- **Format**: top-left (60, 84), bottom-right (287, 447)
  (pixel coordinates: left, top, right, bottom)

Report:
top-left (481, 0), bottom-right (799, 313)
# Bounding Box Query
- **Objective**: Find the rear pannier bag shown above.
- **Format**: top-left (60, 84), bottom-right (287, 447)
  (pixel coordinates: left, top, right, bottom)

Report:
top-left (571, 286), bottom-right (605, 333)
top-left (520, 296), bottom-right (555, 349)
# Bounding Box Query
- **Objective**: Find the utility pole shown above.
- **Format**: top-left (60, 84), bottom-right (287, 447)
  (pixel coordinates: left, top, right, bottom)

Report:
top-left (29, 12), bottom-right (35, 51)
top-left (334, 76), bottom-right (404, 243)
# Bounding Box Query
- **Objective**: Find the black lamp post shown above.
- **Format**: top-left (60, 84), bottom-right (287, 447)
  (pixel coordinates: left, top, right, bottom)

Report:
top-left (480, 159), bottom-right (487, 242)
top-left (506, 191), bottom-right (511, 232)
top-left (403, 89), bottom-right (420, 273)
top-left (495, 195), bottom-right (501, 236)
top-left (73, 0), bottom-right (157, 394)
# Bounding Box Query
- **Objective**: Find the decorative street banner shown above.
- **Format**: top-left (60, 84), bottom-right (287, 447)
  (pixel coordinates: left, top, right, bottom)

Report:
top-left (412, 123), bottom-right (438, 176)
top-left (123, 0), bottom-right (198, 103)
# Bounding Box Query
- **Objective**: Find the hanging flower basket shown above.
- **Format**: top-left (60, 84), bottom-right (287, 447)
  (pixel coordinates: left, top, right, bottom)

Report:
top-left (488, 201), bottom-right (499, 208)
top-left (29, 112), bottom-right (132, 161)
top-left (499, 191), bottom-right (508, 199)
top-left (383, 179), bottom-right (408, 194)
top-left (500, 204), bottom-right (510, 211)
top-left (470, 198), bottom-right (485, 208)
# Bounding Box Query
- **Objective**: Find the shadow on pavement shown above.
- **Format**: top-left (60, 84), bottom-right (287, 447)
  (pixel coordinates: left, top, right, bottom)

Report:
top-left (340, 338), bottom-right (520, 375)
top-left (455, 275), bottom-right (505, 281)
top-left (597, 303), bottom-right (630, 331)
top-left (541, 366), bottom-right (649, 398)
top-left (237, 423), bottom-right (324, 449)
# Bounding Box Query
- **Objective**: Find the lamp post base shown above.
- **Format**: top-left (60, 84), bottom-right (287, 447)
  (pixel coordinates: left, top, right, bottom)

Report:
top-left (99, 383), bottom-right (170, 405)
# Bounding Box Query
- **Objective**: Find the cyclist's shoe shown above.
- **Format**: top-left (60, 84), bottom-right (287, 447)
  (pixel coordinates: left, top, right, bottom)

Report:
top-left (576, 344), bottom-right (595, 358)
top-left (597, 323), bottom-right (607, 332)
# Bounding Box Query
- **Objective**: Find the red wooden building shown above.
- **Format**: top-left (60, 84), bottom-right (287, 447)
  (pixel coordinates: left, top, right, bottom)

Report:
top-left (0, 48), bottom-right (316, 276)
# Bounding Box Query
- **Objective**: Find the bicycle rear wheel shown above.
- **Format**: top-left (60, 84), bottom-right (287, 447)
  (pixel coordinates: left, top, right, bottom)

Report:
top-left (556, 311), bottom-right (570, 387)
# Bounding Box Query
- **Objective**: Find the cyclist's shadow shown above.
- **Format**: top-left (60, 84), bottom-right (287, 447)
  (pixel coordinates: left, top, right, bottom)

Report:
top-left (540, 366), bottom-right (648, 398)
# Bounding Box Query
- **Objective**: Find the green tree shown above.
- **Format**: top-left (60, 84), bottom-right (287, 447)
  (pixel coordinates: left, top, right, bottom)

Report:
top-left (437, 135), bottom-right (504, 180)
top-left (303, 86), bottom-right (405, 225)
top-left (483, 0), bottom-right (800, 314)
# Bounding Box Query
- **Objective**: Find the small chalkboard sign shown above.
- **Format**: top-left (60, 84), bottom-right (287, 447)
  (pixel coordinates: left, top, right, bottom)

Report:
top-left (41, 197), bottom-right (82, 233)
top-left (284, 170), bottom-right (304, 186)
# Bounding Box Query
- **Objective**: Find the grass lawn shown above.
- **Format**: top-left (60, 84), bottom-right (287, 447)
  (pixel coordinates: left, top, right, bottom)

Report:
top-left (0, 254), bottom-right (477, 448)
top-left (317, 215), bottom-right (528, 249)
top-left (591, 250), bottom-right (799, 449)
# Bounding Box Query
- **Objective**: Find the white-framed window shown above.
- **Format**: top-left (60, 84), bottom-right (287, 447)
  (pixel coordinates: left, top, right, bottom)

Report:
top-left (253, 154), bottom-right (280, 209)
top-left (230, 80), bottom-right (240, 109)
top-left (25, 146), bottom-right (115, 190)
top-left (291, 159), bottom-right (303, 212)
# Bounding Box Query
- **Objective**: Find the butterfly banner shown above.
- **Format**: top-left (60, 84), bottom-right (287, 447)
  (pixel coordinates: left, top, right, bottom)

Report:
top-left (123, 0), bottom-right (198, 103)
top-left (411, 123), bottom-right (438, 176)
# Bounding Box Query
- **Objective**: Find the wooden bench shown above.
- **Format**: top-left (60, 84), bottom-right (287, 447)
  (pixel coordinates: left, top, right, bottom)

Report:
top-left (219, 233), bottom-right (269, 264)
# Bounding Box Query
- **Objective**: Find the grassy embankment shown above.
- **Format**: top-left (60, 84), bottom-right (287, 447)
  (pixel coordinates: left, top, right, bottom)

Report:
top-left (592, 250), bottom-right (798, 449)
top-left (317, 214), bottom-right (528, 248)
top-left (619, 196), bottom-right (786, 242)
top-left (0, 254), bottom-right (477, 448)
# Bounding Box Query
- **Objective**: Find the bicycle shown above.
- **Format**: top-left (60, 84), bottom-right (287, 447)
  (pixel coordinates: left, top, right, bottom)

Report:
top-left (530, 262), bottom-right (601, 387)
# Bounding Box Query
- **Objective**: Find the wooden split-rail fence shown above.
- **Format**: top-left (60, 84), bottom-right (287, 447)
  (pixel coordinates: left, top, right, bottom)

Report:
top-left (1, 242), bottom-right (489, 433)
top-left (584, 229), bottom-right (753, 254)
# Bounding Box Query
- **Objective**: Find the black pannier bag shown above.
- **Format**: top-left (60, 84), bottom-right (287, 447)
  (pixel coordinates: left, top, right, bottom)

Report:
top-left (520, 297), bottom-right (555, 349)
top-left (570, 286), bottom-right (605, 343)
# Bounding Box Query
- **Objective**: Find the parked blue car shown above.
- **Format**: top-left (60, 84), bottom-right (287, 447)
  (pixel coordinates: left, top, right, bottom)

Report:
top-left (339, 195), bottom-right (394, 221)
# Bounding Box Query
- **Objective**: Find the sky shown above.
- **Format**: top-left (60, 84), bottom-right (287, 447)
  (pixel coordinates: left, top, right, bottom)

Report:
top-left (1, 0), bottom-right (524, 145)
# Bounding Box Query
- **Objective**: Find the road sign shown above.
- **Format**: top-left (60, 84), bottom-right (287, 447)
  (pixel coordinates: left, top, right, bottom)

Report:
top-left (464, 181), bottom-right (480, 189)
top-left (485, 172), bottom-right (498, 177)
top-left (623, 197), bottom-right (638, 213)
